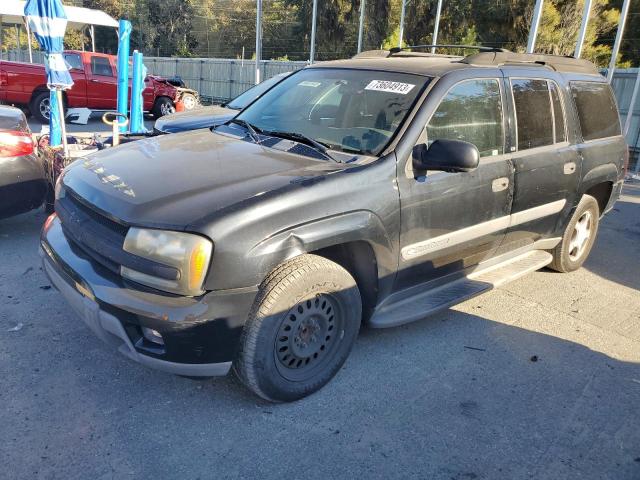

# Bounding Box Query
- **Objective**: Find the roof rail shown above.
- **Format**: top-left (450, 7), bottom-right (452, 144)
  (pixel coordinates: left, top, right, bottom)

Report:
top-left (461, 51), bottom-right (600, 74)
top-left (389, 45), bottom-right (509, 55)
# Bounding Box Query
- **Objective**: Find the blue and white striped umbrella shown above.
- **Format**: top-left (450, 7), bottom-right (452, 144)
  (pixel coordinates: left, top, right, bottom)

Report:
top-left (24, 0), bottom-right (74, 90)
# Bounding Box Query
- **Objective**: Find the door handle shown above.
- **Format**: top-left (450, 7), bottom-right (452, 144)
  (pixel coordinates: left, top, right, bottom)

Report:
top-left (492, 177), bottom-right (509, 193)
top-left (564, 162), bottom-right (576, 175)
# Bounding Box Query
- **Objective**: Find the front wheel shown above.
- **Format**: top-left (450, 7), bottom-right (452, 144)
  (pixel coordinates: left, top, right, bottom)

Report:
top-left (549, 194), bottom-right (600, 272)
top-left (181, 92), bottom-right (198, 110)
top-left (235, 254), bottom-right (362, 402)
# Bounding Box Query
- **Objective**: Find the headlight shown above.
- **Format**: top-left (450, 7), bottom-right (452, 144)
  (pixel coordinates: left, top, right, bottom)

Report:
top-left (121, 228), bottom-right (213, 296)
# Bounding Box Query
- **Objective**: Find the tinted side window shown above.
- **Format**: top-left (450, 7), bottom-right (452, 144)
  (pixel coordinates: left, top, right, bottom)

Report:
top-left (91, 57), bottom-right (113, 76)
top-left (549, 81), bottom-right (566, 143)
top-left (426, 79), bottom-right (504, 157)
top-left (570, 81), bottom-right (621, 141)
top-left (511, 79), bottom-right (553, 150)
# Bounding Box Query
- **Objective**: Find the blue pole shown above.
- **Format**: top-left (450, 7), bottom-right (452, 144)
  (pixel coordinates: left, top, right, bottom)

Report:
top-left (116, 19), bottom-right (132, 133)
top-left (129, 50), bottom-right (146, 134)
top-left (49, 90), bottom-right (61, 146)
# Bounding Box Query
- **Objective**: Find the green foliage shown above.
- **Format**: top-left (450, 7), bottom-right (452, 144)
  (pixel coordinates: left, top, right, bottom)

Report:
top-left (11, 0), bottom-right (629, 66)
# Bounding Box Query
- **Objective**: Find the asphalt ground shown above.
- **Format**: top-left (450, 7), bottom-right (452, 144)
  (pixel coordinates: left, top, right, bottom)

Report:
top-left (1, 180), bottom-right (639, 480)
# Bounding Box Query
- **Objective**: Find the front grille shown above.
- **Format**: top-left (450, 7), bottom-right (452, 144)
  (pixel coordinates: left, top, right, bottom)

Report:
top-left (56, 192), bottom-right (129, 275)
top-left (56, 191), bottom-right (180, 282)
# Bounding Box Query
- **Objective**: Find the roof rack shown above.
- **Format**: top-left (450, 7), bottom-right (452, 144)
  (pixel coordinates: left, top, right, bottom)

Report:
top-left (389, 44), bottom-right (509, 55)
top-left (461, 51), bottom-right (599, 74)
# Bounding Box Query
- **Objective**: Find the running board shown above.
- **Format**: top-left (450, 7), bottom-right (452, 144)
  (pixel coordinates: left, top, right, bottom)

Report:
top-left (369, 250), bottom-right (553, 328)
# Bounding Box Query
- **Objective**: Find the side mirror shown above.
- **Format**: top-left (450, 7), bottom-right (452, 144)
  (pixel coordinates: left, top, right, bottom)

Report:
top-left (412, 139), bottom-right (480, 173)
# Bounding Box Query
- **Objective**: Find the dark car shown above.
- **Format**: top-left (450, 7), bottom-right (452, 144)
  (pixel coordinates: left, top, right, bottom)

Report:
top-left (0, 105), bottom-right (47, 219)
top-left (41, 48), bottom-right (627, 402)
top-left (153, 72), bottom-right (291, 134)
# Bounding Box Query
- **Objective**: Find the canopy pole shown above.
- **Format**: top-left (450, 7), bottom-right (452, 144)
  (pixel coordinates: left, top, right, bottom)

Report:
top-left (0, 19), bottom-right (3, 61)
top-left (431, 0), bottom-right (443, 53)
top-left (91, 25), bottom-right (95, 52)
top-left (310, 0), bottom-right (317, 63)
top-left (574, 0), bottom-right (593, 58)
top-left (398, 0), bottom-right (406, 48)
top-left (15, 24), bottom-right (21, 62)
top-left (526, 0), bottom-right (544, 53)
top-left (357, 0), bottom-right (365, 53)
top-left (24, 21), bottom-right (33, 63)
top-left (255, 0), bottom-right (262, 84)
top-left (606, 0), bottom-right (631, 83)
top-left (56, 89), bottom-right (69, 157)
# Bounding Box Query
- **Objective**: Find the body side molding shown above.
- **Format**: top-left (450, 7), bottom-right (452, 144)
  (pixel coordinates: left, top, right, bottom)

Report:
top-left (401, 199), bottom-right (566, 261)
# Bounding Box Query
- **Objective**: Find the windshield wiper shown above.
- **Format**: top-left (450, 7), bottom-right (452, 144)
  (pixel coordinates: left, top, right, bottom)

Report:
top-left (229, 119), bottom-right (262, 143)
top-left (262, 129), bottom-right (341, 163)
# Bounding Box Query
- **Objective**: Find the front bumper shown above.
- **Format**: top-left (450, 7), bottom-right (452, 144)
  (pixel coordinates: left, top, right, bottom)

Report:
top-left (41, 216), bottom-right (257, 377)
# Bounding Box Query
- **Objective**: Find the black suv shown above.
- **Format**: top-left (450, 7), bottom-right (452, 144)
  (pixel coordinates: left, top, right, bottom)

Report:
top-left (41, 48), bottom-right (627, 401)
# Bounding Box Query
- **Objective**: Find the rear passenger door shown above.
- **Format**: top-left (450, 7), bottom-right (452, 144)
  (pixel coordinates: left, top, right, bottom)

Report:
top-left (499, 72), bottom-right (580, 252)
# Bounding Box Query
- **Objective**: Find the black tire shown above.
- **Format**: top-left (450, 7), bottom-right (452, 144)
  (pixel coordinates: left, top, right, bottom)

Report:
top-left (235, 254), bottom-right (362, 402)
top-left (30, 91), bottom-right (65, 124)
top-left (151, 96), bottom-right (175, 118)
top-left (549, 194), bottom-right (600, 273)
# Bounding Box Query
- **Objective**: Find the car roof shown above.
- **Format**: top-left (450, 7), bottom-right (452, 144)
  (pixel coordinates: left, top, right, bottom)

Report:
top-left (0, 105), bottom-right (29, 132)
top-left (309, 49), bottom-right (601, 78)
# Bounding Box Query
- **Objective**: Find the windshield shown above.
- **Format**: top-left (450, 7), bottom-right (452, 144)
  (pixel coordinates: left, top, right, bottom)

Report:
top-left (227, 73), bottom-right (289, 110)
top-left (236, 68), bottom-right (429, 155)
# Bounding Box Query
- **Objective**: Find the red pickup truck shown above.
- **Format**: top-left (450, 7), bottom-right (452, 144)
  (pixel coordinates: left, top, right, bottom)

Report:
top-left (0, 50), bottom-right (179, 123)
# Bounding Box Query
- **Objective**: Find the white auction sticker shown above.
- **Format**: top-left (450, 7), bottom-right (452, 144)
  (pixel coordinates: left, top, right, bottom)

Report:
top-left (299, 81), bottom-right (321, 87)
top-left (365, 80), bottom-right (415, 94)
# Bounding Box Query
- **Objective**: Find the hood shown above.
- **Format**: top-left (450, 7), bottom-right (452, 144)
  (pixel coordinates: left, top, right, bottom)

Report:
top-left (62, 129), bottom-right (339, 230)
top-left (154, 105), bottom-right (236, 134)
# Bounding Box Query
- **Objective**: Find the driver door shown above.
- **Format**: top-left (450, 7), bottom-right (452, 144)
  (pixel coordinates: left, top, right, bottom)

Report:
top-left (396, 76), bottom-right (514, 291)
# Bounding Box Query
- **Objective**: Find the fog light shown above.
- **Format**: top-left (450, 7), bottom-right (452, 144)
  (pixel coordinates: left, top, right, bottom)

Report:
top-left (142, 327), bottom-right (164, 346)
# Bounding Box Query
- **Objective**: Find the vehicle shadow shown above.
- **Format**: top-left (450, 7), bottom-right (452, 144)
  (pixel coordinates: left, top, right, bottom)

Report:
top-left (580, 182), bottom-right (640, 291)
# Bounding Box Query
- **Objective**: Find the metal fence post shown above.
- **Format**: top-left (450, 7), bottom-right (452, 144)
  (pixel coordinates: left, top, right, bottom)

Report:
top-left (357, 0), bottom-right (365, 53)
top-left (527, 0), bottom-right (544, 53)
top-left (431, 0), bottom-right (443, 53)
top-left (606, 0), bottom-right (631, 83)
top-left (398, 0), bottom-right (406, 48)
top-left (255, 0), bottom-right (262, 84)
top-left (310, 0), bottom-right (318, 63)
top-left (574, 0), bottom-right (593, 58)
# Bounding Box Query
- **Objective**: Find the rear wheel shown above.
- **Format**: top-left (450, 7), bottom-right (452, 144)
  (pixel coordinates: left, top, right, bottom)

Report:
top-left (549, 194), bottom-right (599, 272)
top-left (235, 254), bottom-right (362, 402)
top-left (151, 97), bottom-right (175, 118)
top-left (31, 91), bottom-right (53, 124)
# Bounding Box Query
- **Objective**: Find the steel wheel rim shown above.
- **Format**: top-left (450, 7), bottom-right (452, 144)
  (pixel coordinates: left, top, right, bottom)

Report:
top-left (40, 98), bottom-right (51, 120)
top-left (568, 210), bottom-right (592, 261)
top-left (274, 293), bottom-right (344, 382)
top-left (182, 94), bottom-right (196, 110)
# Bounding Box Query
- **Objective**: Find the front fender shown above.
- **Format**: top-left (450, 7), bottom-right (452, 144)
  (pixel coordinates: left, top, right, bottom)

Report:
top-left (247, 210), bottom-right (395, 283)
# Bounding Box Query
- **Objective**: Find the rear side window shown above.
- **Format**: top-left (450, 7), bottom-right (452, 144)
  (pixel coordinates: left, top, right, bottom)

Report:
top-left (426, 78), bottom-right (504, 157)
top-left (570, 81), bottom-right (621, 141)
top-left (91, 56), bottom-right (113, 76)
top-left (511, 79), bottom-right (554, 150)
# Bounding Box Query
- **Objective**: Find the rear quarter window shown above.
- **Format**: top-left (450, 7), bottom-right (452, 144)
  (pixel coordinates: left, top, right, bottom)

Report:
top-left (570, 81), bottom-right (621, 141)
